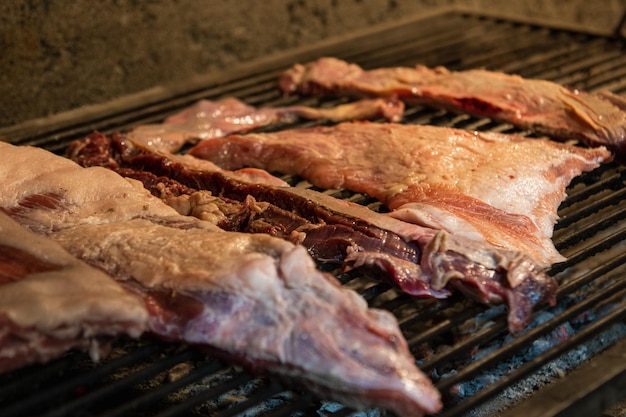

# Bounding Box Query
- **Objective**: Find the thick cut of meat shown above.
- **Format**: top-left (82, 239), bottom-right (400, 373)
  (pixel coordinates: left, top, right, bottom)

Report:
top-left (189, 122), bottom-right (611, 268)
top-left (128, 97), bottom-right (404, 153)
top-left (69, 132), bottom-right (558, 333)
top-left (52, 221), bottom-right (441, 416)
top-left (0, 212), bottom-right (147, 372)
top-left (0, 142), bottom-right (440, 417)
top-left (279, 57), bottom-right (626, 159)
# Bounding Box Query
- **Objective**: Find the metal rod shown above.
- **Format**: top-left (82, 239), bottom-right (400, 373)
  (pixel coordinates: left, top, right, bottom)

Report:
top-left (500, 338), bottom-right (626, 417)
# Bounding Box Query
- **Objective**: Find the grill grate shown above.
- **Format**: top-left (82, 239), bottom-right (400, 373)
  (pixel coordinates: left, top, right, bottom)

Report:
top-left (1, 11), bottom-right (626, 417)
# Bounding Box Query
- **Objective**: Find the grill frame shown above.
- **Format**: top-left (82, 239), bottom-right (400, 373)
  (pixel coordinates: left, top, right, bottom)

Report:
top-left (1, 10), bottom-right (625, 417)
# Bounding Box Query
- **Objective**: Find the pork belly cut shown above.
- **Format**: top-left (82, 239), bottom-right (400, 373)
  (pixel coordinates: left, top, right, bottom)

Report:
top-left (128, 96), bottom-right (404, 153)
top-left (69, 132), bottom-right (558, 333)
top-left (0, 142), bottom-right (440, 417)
top-left (279, 57), bottom-right (626, 159)
top-left (0, 212), bottom-right (147, 373)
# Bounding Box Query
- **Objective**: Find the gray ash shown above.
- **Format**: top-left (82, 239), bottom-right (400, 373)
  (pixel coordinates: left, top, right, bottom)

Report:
top-left (461, 322), bottom-right (626, 417)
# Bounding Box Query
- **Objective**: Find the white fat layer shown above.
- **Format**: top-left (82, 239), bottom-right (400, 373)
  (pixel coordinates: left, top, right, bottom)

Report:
top-left (51, 219), bottom-right (295, 294)
top-left (0, 142), bottom-right (220, 233)
top-left (388, 203), bottom-right (485, 242)
top-left (0, 213), bottom-right (148, 333)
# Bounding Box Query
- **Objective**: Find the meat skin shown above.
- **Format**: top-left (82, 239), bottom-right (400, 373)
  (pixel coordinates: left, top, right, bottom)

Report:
top-left (279, 57), bottom-right (626, 159)
top-left (0, 212), bottom-right (148, 372)
top-left (0, 141), bottom-right (441, 417)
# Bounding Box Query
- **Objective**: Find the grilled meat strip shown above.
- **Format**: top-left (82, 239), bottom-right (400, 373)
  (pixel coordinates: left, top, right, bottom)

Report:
top-left (279, 57), bottom-right (626, 159)
top-left (0, 142), bottom-right (441, 417)
top-left (190, 122), bottom-right (611, 268)
top-left (128, 96), bottom-right (404, 153)
top-left (0, 212), bottom-right (148, 372)
top-left (70, 132), bottom-right (559, 333)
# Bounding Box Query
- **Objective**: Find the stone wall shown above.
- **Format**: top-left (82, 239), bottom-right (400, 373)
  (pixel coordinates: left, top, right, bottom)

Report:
top-left (1, 0), bottom-right (625, 128)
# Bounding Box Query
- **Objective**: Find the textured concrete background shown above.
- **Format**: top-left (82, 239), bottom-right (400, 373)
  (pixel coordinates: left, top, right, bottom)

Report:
top-left (1, 0), bottom-right (626, 128)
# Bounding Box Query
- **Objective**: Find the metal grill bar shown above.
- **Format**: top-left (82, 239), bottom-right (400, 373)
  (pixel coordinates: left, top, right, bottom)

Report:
top-left (438, 258), bottom-right (626, 392)
top-left (499, 338), bottom-right (626, 417)
top-left (41, 349), bottom-right (203, 417)
top-left (102, 359), bottom-right (228, 417)
top-left (153, 372), bottom-right (255, 417)
top-left (441, 307), bottom-right (626, 417)
top-left (554, 203), bottom-right (626, 250)
top-left (2, 343), bottom-right (164, 417)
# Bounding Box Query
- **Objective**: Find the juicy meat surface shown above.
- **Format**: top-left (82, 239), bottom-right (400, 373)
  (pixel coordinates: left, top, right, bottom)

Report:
top-left (0, 141), bottom-right (441, 417)
top-left (279, 57), bottom-right (626, 159)
top-left (190, 121), bottom-right (611, 268)
top-left (128, 97), bottom-right (404, 153)
top-left (69, 132), bottom-right (559, 333)
top-left (0, 212), bottom-right (147, 372)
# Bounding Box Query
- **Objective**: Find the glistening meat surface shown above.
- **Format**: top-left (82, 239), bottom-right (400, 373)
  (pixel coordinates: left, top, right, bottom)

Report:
top-left (279, 57), bottom-right (626, 159)
top-left (0, 212), bottom-right (148, 372)
top-left (0, 141), bottom-right (441, 417)
top-left (70, 132), bottom-right (558, 333)
top-left (190, 121), bottom-right (611, 268)
top-left (128, 96), bottom-right (404, 153)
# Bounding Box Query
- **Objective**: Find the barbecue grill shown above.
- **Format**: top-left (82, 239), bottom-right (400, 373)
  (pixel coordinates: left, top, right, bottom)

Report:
top-left (1, 10), bottom-right (625, 417)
